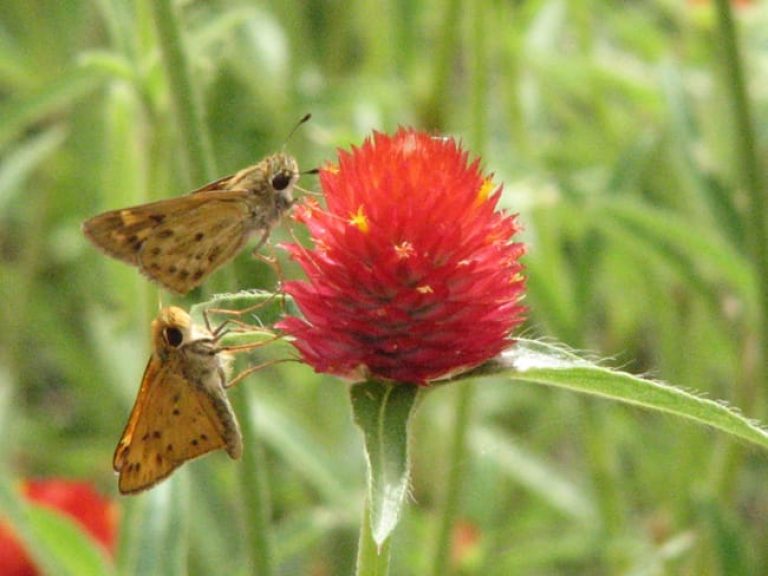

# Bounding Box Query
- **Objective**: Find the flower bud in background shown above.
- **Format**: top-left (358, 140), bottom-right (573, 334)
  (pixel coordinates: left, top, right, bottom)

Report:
top-left (279, 129), bottom-right (526, 384)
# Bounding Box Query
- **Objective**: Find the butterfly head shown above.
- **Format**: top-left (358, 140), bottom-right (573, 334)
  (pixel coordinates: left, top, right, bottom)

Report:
top-left (152, 307), bottom-right (209, 360)
top-left (265, 153), bottom-right (300, 206)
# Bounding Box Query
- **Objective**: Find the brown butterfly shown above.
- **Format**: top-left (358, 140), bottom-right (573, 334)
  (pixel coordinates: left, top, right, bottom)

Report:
top-left (113, 306), bottom-right (267, 494)
top-left (82, 153), bottom-right (300, 294)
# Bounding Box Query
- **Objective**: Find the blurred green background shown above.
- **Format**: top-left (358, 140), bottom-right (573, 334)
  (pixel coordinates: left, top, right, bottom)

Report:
top-left (2, 0), bottom-right (768, 574)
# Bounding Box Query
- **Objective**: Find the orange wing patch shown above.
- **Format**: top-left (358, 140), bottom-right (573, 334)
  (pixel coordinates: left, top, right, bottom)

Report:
top-left (113, 356), bottom-right (240, 495)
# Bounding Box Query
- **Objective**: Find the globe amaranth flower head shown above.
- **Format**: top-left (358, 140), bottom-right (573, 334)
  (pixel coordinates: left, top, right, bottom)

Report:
top-left (278, 128), bottom-right (526, 385)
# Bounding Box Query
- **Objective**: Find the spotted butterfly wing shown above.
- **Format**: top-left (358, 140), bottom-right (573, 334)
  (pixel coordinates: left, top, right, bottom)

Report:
top-left (81, 152), bottom-right (300, 294)
top-left (134, 193), bottom-right (254, 293)
top-left (113, 308), bottom-right (242, 494)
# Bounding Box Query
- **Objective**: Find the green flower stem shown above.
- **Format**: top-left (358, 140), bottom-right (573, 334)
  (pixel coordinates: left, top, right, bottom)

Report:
top-left (713, 0), bottom-right (767, 411)
top-left (234, 387), bottom-right (275, 576)
top-left (151, 0), bottom-right (216, 185)
top-left (150, 0), bottom-right (235, 293)
top-left (429, 382), bottom-right (474, 576)
top-left (422, 0), bottom-right (460, 129)
top-left (356, 500), bottom-right (392, 576)
top-left (710, 0), bottom-right (767, 500)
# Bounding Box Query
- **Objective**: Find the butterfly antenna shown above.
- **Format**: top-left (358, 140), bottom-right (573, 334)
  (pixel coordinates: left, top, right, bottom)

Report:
top-left (282, 113), bottom-right (312, 149)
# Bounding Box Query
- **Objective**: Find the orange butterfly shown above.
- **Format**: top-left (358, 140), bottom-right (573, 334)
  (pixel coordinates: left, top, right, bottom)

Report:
top-left (82, 152), bottom-right (300, 294)
top-left (113, 306), bottom-right (268, 494)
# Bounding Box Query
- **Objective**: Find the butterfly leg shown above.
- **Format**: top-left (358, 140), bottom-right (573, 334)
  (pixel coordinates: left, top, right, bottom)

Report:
top-left (205, 294), bottom-right (284, 337)
top-left (220, 333), bottom-right (281, 355)
top-left (225, 358), bottom-right (296, 389)
top-left (250, 229), bottom-right (270, 257)
top-left (255, 244), bottom-right (288, 315)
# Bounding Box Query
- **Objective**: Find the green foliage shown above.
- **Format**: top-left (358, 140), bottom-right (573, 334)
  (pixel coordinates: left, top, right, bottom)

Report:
top-left (2, 0), bottom-right (768, 574)
top-left (351, 380), bottom-right (419, 547)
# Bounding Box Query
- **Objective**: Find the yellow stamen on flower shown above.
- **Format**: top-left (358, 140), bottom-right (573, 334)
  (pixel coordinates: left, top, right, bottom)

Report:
top-left (475, 178), bottom-right (495, 206)
top-left (416, 285), bottom-right (434, 294)
top-left (394, 241), bottom-right (415, 260)
top-left (349, 205), bottom-right (370, 233)
top-left (323, 162), bottom-right (339, 174)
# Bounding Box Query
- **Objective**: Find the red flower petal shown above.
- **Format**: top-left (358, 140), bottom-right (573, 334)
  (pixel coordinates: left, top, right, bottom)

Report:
top-left (279, 129), bottom-right (526, 384)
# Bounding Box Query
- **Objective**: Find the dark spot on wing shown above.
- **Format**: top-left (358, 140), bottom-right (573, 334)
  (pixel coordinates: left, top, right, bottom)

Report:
top-left (150, 247), bottom-right (162, 256)
top-left (149, 263), bottom-right (161, 271)
top-left (194, 232), bottom-right (205, 241)
top-left (156, 454), bottom-right (164, 465)
top-left (150, 214), bottom-right (166, 224)
top-left (200, 434), bottom-right (208, 441)
top-left (172, 408), bottom-right (180, 416)
top-left (208, 247), bottom-right (222, 262)
top-left (173, 393), bottom-right (180, 403)
top-left (178, 270), bottom-right (190, 281)
top-left (192, 270), bottom-right (204, 281)
top-left (168, 265), bottom-right (177, 274)
top-left (153, 430), bottom-right (162, 439)
top-left (128, 234), bottom-right (144, 251)
top-left (191, 439), bottom-right (199, 446)
top-left (142, 433), bottom-right (150, 441)
top-left (158, 229), bottom-right (174, 239)
top-left (166, 444), bottom-right (174, 452)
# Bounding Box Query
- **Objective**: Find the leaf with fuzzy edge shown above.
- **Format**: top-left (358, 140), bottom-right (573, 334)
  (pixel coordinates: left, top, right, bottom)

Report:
top-left (190, 290), bottom-right (294, 349)
top-left (471, 339), bottom-right (768, 450)
top-left (350, 380), bottom-right (420, 546)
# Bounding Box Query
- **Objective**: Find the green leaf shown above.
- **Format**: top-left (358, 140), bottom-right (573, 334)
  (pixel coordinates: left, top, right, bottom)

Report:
top-left (595, 199), bottom-right (756, 310)
top-left (190, 289), bottom-right (296, 328)
top-left (350, 380), bottom-right (420, 546)
top-left (698, 497), bottom-right (753, 575)
top-left (473, 339), bottom-right (768, 450)
top-left (470, 426), bottom-right (595, 521)
top-left (0, 67), bottom-right (102, 150)
top-left (0, 480), bottom-right (114, 576)
top-left (251, 394), bottom-right (349, 504)
top-left (0, 126), bottom-right (67, 213)
top-left (26, 504), bottom-right (116, 576)
top-left (122, 475), bottom-right (189, 576)
top-left (190, 290), bottom-right (295, 353)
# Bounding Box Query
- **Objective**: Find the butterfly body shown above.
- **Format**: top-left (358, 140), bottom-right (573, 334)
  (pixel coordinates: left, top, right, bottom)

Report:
top-left (113, 307), bottom-right (242, 494)
top-left (82, 153), bottom-right (300, 294)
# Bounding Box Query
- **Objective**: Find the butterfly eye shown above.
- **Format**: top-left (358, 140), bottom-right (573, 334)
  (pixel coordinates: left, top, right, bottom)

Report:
top-left (271, 171), bottom-right (292, 191)
top-left (164, 327), bottom-right (184, 348)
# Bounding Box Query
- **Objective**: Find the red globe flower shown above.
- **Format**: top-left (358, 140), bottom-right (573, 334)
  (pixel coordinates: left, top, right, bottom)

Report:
top-left (278, 128), bottom-right (526, 384)
top-left (0, 480), bottom-right (117, 576)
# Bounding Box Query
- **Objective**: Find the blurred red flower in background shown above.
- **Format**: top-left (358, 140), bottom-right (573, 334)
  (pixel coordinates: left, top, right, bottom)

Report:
top-left (279, 128), bottom-right (526, 384)
top-left (0, 480), bottom-right (117, 576)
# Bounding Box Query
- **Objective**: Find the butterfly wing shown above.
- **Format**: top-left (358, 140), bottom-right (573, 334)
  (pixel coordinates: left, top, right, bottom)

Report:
top-left (113, 355), bottom-right (241, 495)
top-left (136, 193), bottom-right (253, 293)
top-left (83, 191), bottom-right (253, 294)
top-left (81, 197), bottom-right (189, 266)
top-left (190, 174), bottom-right (236, 194)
